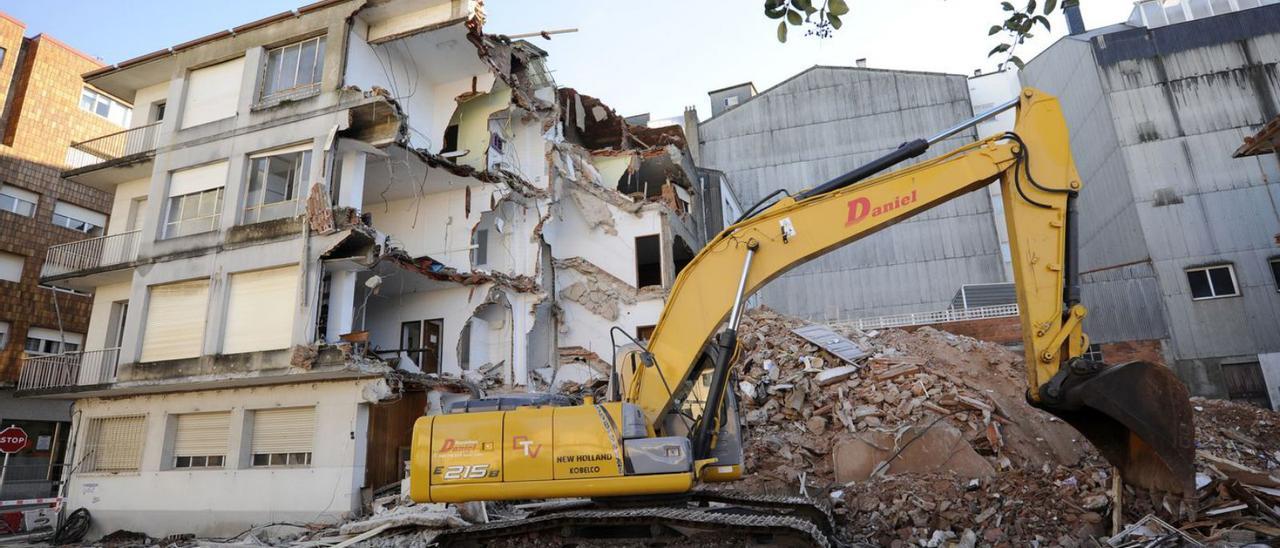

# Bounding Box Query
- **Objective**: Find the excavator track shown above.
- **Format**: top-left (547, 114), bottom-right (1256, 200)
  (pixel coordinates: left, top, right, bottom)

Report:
top-left (689, 487), bottom-right (837, 537)
top-left (434, 500), bottom-right (836, 547)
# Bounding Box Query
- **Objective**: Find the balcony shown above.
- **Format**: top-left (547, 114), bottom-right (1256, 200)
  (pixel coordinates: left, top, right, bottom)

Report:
top-left (41, 230), bottom-right (142, 287)
top-left (17, 348), bottom-right (119, 393)
top-left (64, 122), bottom-right (161, 189)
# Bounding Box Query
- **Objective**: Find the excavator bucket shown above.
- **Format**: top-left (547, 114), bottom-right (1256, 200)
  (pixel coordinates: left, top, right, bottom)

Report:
top-left (1042, 361), bottom-right (1197, 498)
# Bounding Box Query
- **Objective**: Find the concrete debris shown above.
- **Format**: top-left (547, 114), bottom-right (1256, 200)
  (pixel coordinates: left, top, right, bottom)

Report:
top-left (732, 306), bottom-right (1280, 546)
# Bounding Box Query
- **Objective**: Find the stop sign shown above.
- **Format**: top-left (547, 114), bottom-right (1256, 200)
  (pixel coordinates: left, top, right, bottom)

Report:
top-left (0, 426), bottom-right (28, 454)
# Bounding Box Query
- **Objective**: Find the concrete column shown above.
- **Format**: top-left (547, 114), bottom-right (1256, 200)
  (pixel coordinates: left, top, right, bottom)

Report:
top-left (326, 269), bottom-right (357, 342)
top-left (337, 150), bottom-right (367, 209)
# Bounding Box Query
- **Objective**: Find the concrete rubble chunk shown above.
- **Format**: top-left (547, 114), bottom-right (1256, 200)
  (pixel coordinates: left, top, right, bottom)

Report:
top-left (816, 365), bottom-right (859, 386)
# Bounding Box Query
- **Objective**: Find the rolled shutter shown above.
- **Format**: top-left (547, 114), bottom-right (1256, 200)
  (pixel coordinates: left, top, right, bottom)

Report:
top-left (169, 161), bottom-right (229, 197)
top-left (223, 265), bottom-right (298, 354)
top-left (90, 415), bottom-right (145, 471)
top-left (53, 201), bottom-right (107, 228)
top-left (174, 412), bottom-right (230, 457)
top-left (181, 57), bottom-right (244, 129)
top-left (251, 407), bottom-right (315, 455)
top-left (141, 279), bottom-right (209, 362)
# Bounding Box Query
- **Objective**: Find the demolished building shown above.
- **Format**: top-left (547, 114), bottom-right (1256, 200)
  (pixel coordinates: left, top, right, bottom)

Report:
top-left (16, 0), bottom-right (737, 537)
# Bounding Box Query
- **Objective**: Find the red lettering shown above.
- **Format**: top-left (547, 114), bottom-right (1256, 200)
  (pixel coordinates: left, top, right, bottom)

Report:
top-left (845, 197), bottom-right (871, 226)
top-left (440, 438), bottom-right (454, 452)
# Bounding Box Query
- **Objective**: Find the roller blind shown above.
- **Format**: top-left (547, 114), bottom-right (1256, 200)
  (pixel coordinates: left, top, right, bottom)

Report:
top-left (0, 184), bottom-right (38, 204)
top-left (0, 252), bottom-right (23, 283)
top-left (140, 279), bottom-right (209, 362)
top-left (223, 265), bottom-right (298, 354)
top-left (53, 201), bottom-right (107, 227)
top-left (251, 407), bottom-right (315, 454)
top-left (169, 161), bottom-right (229, 197)
top-left (173, 412), bottom-right (230, 457)
top-left (87, 415), bottom-right (145, 472)
top-left (181, 57), bottom-right (244, 128)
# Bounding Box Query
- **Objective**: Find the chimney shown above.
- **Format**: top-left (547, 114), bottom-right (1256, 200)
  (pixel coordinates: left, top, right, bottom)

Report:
top-left (1065, 3), bottom-right (1086, 35)
top-left (855, 58), bottom-right (868, 68)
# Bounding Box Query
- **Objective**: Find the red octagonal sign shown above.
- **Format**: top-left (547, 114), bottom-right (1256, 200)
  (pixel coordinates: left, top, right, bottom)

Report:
top-left (0, 426), bottom-right (28, 454)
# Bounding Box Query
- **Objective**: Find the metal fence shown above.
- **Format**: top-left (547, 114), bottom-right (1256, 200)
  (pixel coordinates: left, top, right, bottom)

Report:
top-left (41, 230), bottom-right (141, 277)
top-left (66, 122), bottom-right (160, 169)
top-left (17, 348), bottom-right (120, 391)
top-left (830, 303), bottom-right (1020, 331)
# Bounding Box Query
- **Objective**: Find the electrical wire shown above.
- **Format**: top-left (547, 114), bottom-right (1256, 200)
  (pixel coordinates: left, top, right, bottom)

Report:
top-left (733, 188), bottom-right (792, 224)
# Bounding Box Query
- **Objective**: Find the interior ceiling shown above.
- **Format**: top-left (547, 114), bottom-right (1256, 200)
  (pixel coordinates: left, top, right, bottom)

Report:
top-left (376, 23), bottom-right (487, 86)
top-left (361, 144), bottom-right (475, 206)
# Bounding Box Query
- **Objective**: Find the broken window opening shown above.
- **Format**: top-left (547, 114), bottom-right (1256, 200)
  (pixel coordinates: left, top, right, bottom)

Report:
top-left (472, 228), bottom-right (489, 267)
top-left (637, 325), bottom-right (656, 342)
top-left (459, 292), bottom-right (513, 381)
top-left (635, 234), bottom-right (662, 289)
top-left (672, 236), bottom-right (695, 281)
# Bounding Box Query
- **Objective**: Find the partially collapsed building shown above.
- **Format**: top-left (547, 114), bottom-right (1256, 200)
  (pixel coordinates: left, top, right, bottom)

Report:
top-left (16, 0), bottom-right (734, 536)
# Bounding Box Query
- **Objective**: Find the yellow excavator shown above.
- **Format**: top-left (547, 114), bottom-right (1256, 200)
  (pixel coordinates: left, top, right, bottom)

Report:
top-left (408, 89), bottom-right (1196, 545)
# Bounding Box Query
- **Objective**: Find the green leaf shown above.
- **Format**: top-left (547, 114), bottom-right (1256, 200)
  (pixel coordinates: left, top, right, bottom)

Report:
top-left (790, 0), bottom-right (812, 13)
top-left (1033, 15), bottom-right (1051, 30)
top-left (777, 20), bottom-right (788, 42)
top-left (787, 8), bottom-right (803, 25)
top-left (1044, 0), bottom-right (1058, 14)
top-left (1001, 1), bottom-right (1015, 11)
top-left (828, 0), bottom-right (850, 16)
top-left (828, 12), bottom-right (843, 29)
top-left (765, 0), bottom-right (788, 19)
top-left (989, 25), bottom-right (1002, 35)
top-left (988, 43), bottom-right (1012, 57)
top-left (1010, 55), bottom-right (1026, 69)
top-left (1027, 0), bottom-right (1037, 15)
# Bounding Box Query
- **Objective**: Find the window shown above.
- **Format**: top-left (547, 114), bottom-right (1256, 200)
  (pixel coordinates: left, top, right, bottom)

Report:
top-left (0, 321), bottom-right (9, 350)
top-left (472, 229), bottom-right (489, 266)
top-left (637, 325), bottom-right (656, 342)
top-left (1270, 258), bottom-right (1280, 292)
top-left (0, 184), bottom-right (38, 217)
top-left (23, 328), bottom-right (83, 357)
top-left (83, 415), bottom-right (145, 473)
top-left (150, 101), bottom-right (166, 123)
top-left (635, 234), bottom-right (662, 288)
top-left (1083, 343), bottom-right (1104, 362)
top-left (1186, 265), bottom-right (1239, 300)
top-left (182, 57), bottom-right (245, 128)
top-left (260, 36), bottom-right (325, 102)
top-left (51, 201), bottom-right (106, 236)
top-left (251, 407), bottom-right (315, 467)
top-left (0, 252), bottom-right (23, 283)
top-left (172, 412), bottom-right (230, 469)
top-left (0, 47), bottom-right (6, 68)
top-left (140, 279), bottom-right (210, 362)
top-left (165, 161), bottom-right (228, 239)
top-left (79, 87), bottom-right (132, 126)
top-left (243, 145), bottom-right (311, 224)
top-left (724, 96), bottom-right (740, 108)
top-left (223, 265), bottom-right (298, 354)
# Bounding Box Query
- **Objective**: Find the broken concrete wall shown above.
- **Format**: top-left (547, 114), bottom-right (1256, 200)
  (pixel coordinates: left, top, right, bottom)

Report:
top-left (552, 258), bottom-right (666, 359)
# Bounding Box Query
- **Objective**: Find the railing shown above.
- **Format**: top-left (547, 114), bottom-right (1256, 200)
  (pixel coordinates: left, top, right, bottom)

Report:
top-left (42, 230), bottom-right (142, 277)
top-left (66, 122), bottom-right (161, 169)
top-left (831, 303), bottom-right (1020, 331)
top-left (17, 348), bottom-right (120, 391)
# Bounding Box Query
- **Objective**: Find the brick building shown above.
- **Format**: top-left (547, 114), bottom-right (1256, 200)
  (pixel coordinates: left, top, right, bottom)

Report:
top-left (0, 11), bottom-right (124, 498)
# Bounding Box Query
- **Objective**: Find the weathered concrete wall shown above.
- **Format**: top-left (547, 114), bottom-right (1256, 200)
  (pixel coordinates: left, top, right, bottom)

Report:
top-left (698, 66), bottom-right (1006, 322)
top-left (65, 379), bottom-right (380, 539)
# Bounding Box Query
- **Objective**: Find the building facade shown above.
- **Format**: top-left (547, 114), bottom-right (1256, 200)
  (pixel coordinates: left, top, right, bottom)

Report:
top-left (17, 0), bottom-right (731, 537)
top-left (1021, 0), bottom-right (1280, 407)
top-left (0, 12), bottom-right (126, 500)
top-left (696, 66), bottom-right (1009, 322)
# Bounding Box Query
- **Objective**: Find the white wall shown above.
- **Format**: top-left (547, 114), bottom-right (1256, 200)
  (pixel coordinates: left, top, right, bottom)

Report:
top-left (66, 379), bottom-right (380, 538)
top-left (131, 82), bottom-right (170, 128)
top-left (84, 281), bottom-right (131, 353)
top-left (106, 177), bottom-right (151, 235)
top-left (371, 187), bottom-right (492, 269)
top-left (1261, 352), bottom-right (1280, 411)
top-left (543, 191), bottom-right (665, 286)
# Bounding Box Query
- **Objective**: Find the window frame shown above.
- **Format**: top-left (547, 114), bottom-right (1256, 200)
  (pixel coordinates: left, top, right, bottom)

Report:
top-left (82, 415), bottom-right (146, 473)
top-left (0, 185), bottom-right (38, 217)
top-left (78, 86), bottom-right (132, 126)
top-left (242, 147), bottom-right (312, 225)
top-left (1269, 258), bottom-right (1280, 293)
top-left (249, 407), bottom-right (315, 469)
top-left (258, 35), bottom-right (326, 103)
top-left (51, 212), bottom-right (104, 236)
top-left (1185, 264), bottom-right (1240, 300)
top-left (164, 187), bottom-right (224, 239)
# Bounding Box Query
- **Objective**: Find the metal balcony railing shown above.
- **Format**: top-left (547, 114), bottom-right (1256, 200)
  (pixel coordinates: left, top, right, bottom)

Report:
top-left (42, 230), bottom-right (142, 278)
top-left (830, 303), bottom-right (1020, 331)
top-left (66, 122), bottom-right (161, 169)
top-left (17, 348), bottom-right (120, 391)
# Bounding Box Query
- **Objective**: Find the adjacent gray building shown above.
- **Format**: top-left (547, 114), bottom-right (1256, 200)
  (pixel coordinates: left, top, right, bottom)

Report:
top-left (1022, 0), bottom-right (1280, 407)
top-left (696, 66), bottom-right (1008, 321)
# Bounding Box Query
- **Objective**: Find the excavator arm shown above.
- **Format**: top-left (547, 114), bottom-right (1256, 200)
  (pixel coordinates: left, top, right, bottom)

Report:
top-left (621, 88), bottom-right (1195, 496)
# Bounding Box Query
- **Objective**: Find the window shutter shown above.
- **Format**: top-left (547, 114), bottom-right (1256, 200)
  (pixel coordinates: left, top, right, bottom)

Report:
top-left (173, 412), bottom-right (230, 457)
top-left (181, 57), bottom-right (244, 129)
top-left (53, 201), bottom-right (107, 228)
top-left (223, 265), bottom-right (298, 354)
top-left (88, 415), bottom-right (145, 471)
top-left (251, 407), bottom-right (315, 454)
top-left (169, 161), bottom-right (229, 197)
top-left (141, 279), bottom-right (210, 362)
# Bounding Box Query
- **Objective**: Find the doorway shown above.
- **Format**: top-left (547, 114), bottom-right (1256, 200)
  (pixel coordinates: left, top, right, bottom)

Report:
top-left (400, 319), bottom-right (442, 374)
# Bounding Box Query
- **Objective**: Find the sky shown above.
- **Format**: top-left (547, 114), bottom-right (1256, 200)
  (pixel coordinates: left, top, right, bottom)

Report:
top-left (0, 1), bottom-right (1136, 120)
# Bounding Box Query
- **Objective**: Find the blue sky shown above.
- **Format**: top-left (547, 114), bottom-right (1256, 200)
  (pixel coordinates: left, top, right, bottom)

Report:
top-left (0, 1), bottom-right (1135, 119)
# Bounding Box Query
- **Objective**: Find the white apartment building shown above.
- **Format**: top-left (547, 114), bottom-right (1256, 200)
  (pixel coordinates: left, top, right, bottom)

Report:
top-left (19, 0), bottom-right (733, 537)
